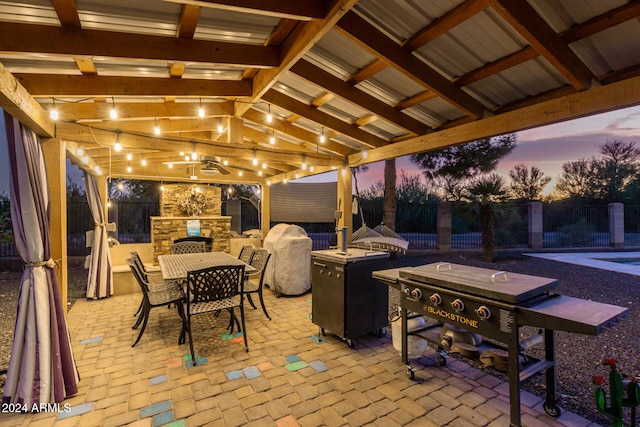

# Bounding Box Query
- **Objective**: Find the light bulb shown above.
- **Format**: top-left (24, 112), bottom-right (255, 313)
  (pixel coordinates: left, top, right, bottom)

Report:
top-left (141, 158), bottom-right (147, 166)
top-left (262, 163), bottom-right (266, 169)
top-left (191, 151), bottom-right (197, 160)
top-left (50, 108), bottom-right (58, 120)
top-left (126, 153), bottom-right (132, 161)
top-left (217, 122), bottom-right (224, 133)
top-left (168, 162), bottom-right (173, 168)
top-left (267, 180), bottom-right (271, 186)
top-left (106, 200), bottom-right (112, 208)
top-left (77, 147), bottom-right (84, 156)
top-left (154, 119), bottom-right (160, 135)
top-left (310, 165), bottom-right (315, 172)
top-left (269, 135), bottom-right (275, 145)
top-left (117, 183), bottom-right (124, 190)
top-left (223, 160), bottom-right (228, 166)
top-left (266, 105), bottom-right (272, 123)
top-left (160, 184), bottom-right (165, 191)
top-left (110, 98), bottom-right (117, 119)
top-left (127, 165), bottom-right (132, 173)
top-left (238, 171), bottom-right (243, 176)
top-left (301, 161), bottom-right (307, 170)
top-left (283, 177), bottom-right (287, 183)
top-left (258, 170), bottom-right (263, 176)
top-left (198, 106), bottom-right (205, 118)
top-left (295, 173), bottom-right (299, 179)
top-left (253, 155), bottom-right (258, 166)
top-left (82, 155), bottom-right (89, 163)
top-left (320, 134), bottom-right (326, 143)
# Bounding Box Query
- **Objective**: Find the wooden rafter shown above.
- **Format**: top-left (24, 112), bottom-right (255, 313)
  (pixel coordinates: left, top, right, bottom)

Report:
top-left (15, 74), bottom-right (251, 97)
top-left (51, 0), bottom-right (81, 28)
top-left (487, 0), bottom-right (595, 90)
top-left (336, 11), bottom-right (487, 119)
top-left (290, 59), bottom-right (430, 135)
top-left (161, 0), bottom-right (327, 21)
top-left (177, 4), bottom-right (201, 38)
top-left (0, 22), bottom-right (279, 68)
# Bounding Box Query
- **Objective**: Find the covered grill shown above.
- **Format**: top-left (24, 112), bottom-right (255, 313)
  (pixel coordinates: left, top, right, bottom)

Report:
top-left (373, 262), bottom-right (628, 427)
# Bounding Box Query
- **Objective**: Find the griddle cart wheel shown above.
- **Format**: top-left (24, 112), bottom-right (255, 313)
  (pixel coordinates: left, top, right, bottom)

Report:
top-left (406, 366), bottom-right (415, 380)
top-left (543, 402), bottom-right (561, 418)
top-left (437, 354), bottom-right (447, 366)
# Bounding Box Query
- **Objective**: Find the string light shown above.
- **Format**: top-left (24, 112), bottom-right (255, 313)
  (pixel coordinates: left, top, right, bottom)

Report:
top-left (114, 131), bottom-right (122, 152)
top-left (283, 173), bottom-right (287, 184)
top-left (267, 180), bottom-right (271, 186)
top-left (106, 199), bottom-right (112, 208)
top-left (141, 154), bottom-right (147, 166)
top-left (160, 181), bottom-right (165, 192)
top-left (198, 98), bottom-right (205, 118)
top-left (154, 119), bottom-right (160, 135)
top-left (258, 170), bottom-right (263, 176)
top-left (252, 149), bottom-right (258, 166)
top-left (266, 104), bottom-right (272, 123)
top-left (168, 162), bottom-right (173, 168)
top-left (77, 147), bottom-right (84, 156)
top-left (49, 98), bottom-right (58, 120)
top-left (301, 155), bottom-right (307, 170)
top-left (110, 97), bottom-right (117, 119)
top-left (238, 171), bottom-right (243, 176)
top-left (117, 182), bottom-right (124, 191)
top-left (127, 163), bottom-right (132, 173)
top-left (269, 131), bottom-right (275, 145)
top-left (126, 152), bottom-right (132, 161)
top-left (217, 119), bottom-right (224, 133)
top-left (262, 162), bottom-right (267, 169)
top-left (223, 159), bottom-right (229, 166)
top-left (320, 127), bottom-right (326, 143)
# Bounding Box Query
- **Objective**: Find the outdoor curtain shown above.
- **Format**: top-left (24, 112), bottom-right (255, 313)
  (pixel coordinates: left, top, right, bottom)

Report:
top-left (84, 171), bottom-right (113, 299)
top-left (2, 112), bottom-right (79, 406)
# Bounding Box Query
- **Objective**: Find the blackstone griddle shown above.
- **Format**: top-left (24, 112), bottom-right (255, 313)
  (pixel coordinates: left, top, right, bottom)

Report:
top-left (373, 262), bottom-right (629, 427)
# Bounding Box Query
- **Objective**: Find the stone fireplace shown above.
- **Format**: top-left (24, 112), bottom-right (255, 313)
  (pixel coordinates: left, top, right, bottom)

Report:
top-left (151, 183), bottom-right (231, 262)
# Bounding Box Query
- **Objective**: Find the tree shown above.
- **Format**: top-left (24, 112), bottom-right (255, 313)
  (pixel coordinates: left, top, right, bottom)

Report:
top-left (464, 173), bottom-right (510, 262)
top-left (508, 163), bottom-right (551, 200)
top-left (410, 134), bottom-right (517, 180)
top-left (553, 158), bottom-right (599, 201)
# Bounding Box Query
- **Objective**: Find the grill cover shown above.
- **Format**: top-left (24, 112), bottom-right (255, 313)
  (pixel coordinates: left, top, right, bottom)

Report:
top-left (263, 224), bottom-right (311, 295)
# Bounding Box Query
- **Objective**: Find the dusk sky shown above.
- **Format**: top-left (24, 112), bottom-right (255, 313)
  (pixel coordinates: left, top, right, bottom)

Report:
top-left (1, 105), bottom-right (640, 197)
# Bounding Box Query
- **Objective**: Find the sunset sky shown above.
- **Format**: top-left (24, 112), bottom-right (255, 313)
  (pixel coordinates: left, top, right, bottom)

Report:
top-left (1, 105), bottom-right (640, 197)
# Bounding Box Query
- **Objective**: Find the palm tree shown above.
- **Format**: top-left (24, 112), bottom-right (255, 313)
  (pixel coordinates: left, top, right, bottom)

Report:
top-left (465, 173), bottom-right (510, 262)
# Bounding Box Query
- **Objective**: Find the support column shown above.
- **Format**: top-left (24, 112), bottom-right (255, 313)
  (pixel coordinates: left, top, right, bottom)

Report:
top-left (528, 201), bottom-right (543, 251)
top-left (437, 202), bottom-right (451, 252)
top-left (337, 166), bottom-right (353, 243)
top-left (261, 183), bottom-right (270, 244)
top-left (609, 202), bottom-right (624, 249)
top-left (42, 138), bottom-right (68, 314)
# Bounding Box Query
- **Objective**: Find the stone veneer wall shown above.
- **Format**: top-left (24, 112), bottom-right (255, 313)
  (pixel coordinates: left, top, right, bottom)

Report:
top-left (160, 183), bottom-right (221, 217)
top-left (152, 183), bottom-right (229, 262)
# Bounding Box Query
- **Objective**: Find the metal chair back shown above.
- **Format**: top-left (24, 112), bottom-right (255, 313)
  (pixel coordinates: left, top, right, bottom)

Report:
top-left (170, 241), bottom-right (206, 254)
top-left (238, 245), bottom-right (254, 264)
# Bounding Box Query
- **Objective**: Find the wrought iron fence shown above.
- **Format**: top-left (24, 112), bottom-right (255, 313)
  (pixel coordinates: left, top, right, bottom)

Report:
top-left (625, 205), bottom-right (640, 247)
top-left (543, 204), bottom-right (610, 248)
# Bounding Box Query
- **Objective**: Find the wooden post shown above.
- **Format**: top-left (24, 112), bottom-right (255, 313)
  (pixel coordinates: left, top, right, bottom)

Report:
top-left (261, 183), bottom-right (271, 244)
top-left (337, 165), bottom-right (353, 243)
top-left (42, 138), bottom-right (68, 314)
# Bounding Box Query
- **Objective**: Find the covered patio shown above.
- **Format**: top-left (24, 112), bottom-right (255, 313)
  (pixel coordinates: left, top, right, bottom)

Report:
top-left (1, 1), bottom-right (640, 425)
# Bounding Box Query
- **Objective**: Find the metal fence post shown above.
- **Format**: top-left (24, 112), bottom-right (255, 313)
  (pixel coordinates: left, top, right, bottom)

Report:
top-left (609, 203), bottom-right (624, 249)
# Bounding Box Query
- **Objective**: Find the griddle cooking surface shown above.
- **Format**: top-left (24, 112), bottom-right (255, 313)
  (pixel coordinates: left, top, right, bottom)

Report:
top-left (399, 262), bottom-right (558, 304)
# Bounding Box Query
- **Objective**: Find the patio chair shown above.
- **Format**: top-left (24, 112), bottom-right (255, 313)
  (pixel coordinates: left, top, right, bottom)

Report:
top-left (179, 264), bottom-right (248, 363)
top-left (243, 248), bottom-right (272, 320)
top-left (130, 251), bottom-right (180, 317)
top-left (238, 245), bottom-right (254, 264)
top-left (126, 259), bottom-right (185, 347)
top-left (170, 240), bottom-right (207, 254)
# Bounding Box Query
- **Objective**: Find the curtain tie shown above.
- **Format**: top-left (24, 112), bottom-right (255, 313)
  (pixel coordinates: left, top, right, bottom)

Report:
top-left (95, 222), bottom-right (106, 227)
top-left (26, 258), bottom-right (58, 269)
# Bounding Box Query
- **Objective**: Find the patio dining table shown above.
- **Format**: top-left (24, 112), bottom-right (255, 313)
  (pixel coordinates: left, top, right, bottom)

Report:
top-left (158, 251), bottom-right (256, 281)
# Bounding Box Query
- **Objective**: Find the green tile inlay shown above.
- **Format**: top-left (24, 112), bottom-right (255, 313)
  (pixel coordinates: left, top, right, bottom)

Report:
top-left (140, 400), bottom-right (171, 418)
top-left (57, 402), bottom-right (94, 420)
top-left (285, 361), bottom-right (308, 371)
top-left (153, 410), bottom-right (174, 427)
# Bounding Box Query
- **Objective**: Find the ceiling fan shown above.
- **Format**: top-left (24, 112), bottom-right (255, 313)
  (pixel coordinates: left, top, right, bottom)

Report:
top-left (162, 155), bottom-right (230, 175)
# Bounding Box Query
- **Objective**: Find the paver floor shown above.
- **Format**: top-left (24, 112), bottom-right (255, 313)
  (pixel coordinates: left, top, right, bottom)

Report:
top-left (1, 287), bottom-right (601, 427)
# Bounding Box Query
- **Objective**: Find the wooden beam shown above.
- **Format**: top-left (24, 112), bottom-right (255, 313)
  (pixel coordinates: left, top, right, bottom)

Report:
top-left (291, 59), bottom-right (430, 135)
top-left (74, 56), bottom-right (98, 75)
top-left (560, 1), bottom-right (640, 45)
top-left (242, 108), bottom-right (350, 156)
top-left (0, 62), bottom-right (54, 136)
top-left (177, 4), bottom-right (201, 38)
top-left (0, 22), bottom-right (279, 68)
top-left (395, 90), bottom-right (437, 110)
top-left (336, 11), bottom-right (487, 119)
top-left (169, 62), bottom-right (186, 78)
top-left (52, 100), bottom-right (234, 121)
top-left (239, 0), bottom-right (359, 115)
top-left (52, 0), bottom-right (81, 28)
top-left (350, 75), bottom-right (640, 166)
top-left (454, 46), bottom-right (539, 87)
top-left (162, 0), bottom-right (327, 20)
top-left (346, 59), bottom-right (387, 85)
top-left (15, 74), bottom-right (251, 97)
top-left (263, 89), bottom-right (389, 148)
top-left (487, 0), bottom-right (595, 90)
top-left (404, 0), bottom-right (488, 51)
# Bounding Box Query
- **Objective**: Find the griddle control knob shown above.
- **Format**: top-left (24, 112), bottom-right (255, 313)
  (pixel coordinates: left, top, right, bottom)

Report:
top-left (476, 305), bottom-right (491, 320)
top-left (451, 298), bottom-right (464, 312)
top-left (410, 288), bottom-right (423, 299)
top-left (430, 293), bottom-right (442, 305)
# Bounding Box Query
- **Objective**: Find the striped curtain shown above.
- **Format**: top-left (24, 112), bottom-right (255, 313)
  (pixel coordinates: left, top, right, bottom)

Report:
top-left (2, 112), bottom-right (79, 407)
top-left (84, 171), bottom-right (113, 299)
